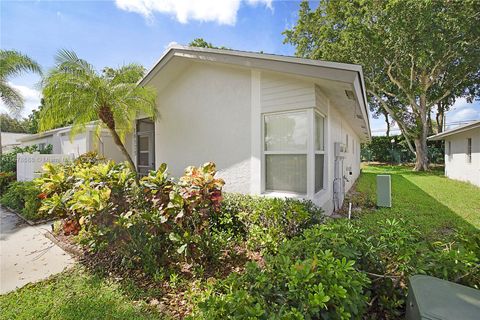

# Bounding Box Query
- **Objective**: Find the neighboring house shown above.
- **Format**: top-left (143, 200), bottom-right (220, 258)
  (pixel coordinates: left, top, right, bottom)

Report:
top-left (429, 120), bottom-right (480, 187)
top-left (18, 123), bottom-right (131, 164)
top-left (1, 132), bottom-right (32, 153)
top-left (130, 46), bottom-right (371, 214)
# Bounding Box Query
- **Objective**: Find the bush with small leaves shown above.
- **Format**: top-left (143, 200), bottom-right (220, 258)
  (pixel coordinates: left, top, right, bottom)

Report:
top-left (190, 249), bottom-right (369, 319)
top-left (0, 181), bottom-right (43, 220)
top-left (218, 193), bottom-right (324, 253)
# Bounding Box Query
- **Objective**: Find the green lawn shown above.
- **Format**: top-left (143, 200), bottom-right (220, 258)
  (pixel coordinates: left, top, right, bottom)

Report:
top-left (354, 164), bottom-right (480, 237)
top-left (0, 267), bottom-right (162, 320)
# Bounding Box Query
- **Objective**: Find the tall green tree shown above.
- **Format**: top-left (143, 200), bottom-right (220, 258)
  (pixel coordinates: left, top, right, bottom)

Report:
top-left (0, 113), bottom-right (30, 133)
top-left (284, 0), bottom-right (480, 171)
top-left (41, 50), bottom-right (157, 170)
top-left (189, 38), bottom-right (228, 49)
top-left (0, 50), bottom-right (42, 155)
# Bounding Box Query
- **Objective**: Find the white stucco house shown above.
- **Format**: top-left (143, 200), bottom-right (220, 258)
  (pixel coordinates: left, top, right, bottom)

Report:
top-left (130, 46), bottom-right (371, 214)
top-left (18, 123), bottom-right (131, 164)
top-left (429, 120), bottom-right (480, 187)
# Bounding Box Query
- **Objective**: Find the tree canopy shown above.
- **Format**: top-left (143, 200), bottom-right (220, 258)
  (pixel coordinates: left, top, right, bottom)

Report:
top-left (189, 38), bottom-right (228, 49)
top-left (284, 0), bottom-right (480, 170)
top-left (41, 50), bottom-right (157, 169)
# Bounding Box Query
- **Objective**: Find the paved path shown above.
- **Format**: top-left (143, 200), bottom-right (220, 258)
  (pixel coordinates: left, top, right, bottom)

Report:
top-left (0, 207), bottom-right (74, 294)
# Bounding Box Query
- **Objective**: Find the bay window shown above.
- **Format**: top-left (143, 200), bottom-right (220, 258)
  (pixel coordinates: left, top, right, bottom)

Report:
top-left (263, 109), bottom-right (326, 195)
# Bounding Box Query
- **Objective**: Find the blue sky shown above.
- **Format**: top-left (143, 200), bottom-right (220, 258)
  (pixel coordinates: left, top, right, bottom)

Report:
top-left (1, 0), bottom-right (479, 135)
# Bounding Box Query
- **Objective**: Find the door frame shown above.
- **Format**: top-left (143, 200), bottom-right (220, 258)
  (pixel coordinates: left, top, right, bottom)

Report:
top-left (136, 118), bottom-right (155, 175)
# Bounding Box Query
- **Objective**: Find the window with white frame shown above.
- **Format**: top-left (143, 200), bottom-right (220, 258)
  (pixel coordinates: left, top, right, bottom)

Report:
top-left (263, 109), bottom-right (325, 195)
top-left (314, 113), bottom-right (325, 193)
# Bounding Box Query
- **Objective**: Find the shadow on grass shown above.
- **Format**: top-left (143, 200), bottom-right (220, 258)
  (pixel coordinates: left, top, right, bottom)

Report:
top-left (363, 163), bottom-right (445, 176)
top-left (354, 169), bottom-right (478, 238)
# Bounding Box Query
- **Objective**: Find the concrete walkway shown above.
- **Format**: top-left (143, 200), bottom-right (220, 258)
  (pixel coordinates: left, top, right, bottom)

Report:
top-left (0, 207), bottom-right (74, 294)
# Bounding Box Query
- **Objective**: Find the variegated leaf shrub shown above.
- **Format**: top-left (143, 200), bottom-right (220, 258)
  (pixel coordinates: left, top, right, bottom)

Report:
top-left (35, 153), bottom-right (226, 271)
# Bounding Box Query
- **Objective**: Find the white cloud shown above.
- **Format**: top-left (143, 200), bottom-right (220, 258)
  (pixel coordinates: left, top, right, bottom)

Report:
top-left (0, 83), bottom-right (42, 118)
top-left (115, 0), bottom-right (272, 25)
top-left (445, 98), bottom-right (480, 125)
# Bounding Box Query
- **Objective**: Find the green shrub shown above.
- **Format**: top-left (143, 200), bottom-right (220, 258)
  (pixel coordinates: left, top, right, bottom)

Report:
top-left (0, 181), bottom-right (43, 220)
top-left (0, 171), bottom-right (15, 195)
top-left (190, 249), bottom-right (369, 319)
top-left (279, 219), bottom-right (479, 318)
top-left (361, 135), bottom-right (444, 164)
top-left (218, 193), bottom-right (323, 253)
top-left (37, 159), bottom-right (227, 273)
top-left (0, 144), bottom-right (52, 172)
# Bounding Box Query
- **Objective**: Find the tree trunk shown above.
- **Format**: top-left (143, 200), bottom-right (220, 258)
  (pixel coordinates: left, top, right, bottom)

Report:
top-left (436, 102), bottom-right (444, 133)
top-left (414, 94), bottom-right (429, 171)
top-left (427, 112), bottom-right (433, 135)
top-left (385, 112), bottom-right (390, 137)
top-left (98, 105), bottom-right (136, 171)
top-left (414, 137), bottom-right (428, 171)
top-left (107, 127), bottom-right (136, 171)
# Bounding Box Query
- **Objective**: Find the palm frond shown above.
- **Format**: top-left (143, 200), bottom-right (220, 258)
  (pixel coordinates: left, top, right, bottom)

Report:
top-left (0, 81), bottom-right (24, 112)
top-left (0, 50), bottom-right (42, 79)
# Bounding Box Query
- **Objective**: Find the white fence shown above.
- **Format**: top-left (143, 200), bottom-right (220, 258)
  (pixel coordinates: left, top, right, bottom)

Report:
top-left (17, 153), bottom-right (74, 181)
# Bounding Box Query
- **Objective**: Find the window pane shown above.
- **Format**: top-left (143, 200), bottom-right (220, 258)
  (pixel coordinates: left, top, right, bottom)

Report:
top-left (138, 152), bottom-right (149, 166)
top-left (315, 154), bottom-right (324, 193)
top-left (315, 114), bottom-right (324, 151)
top-left (139, 136), bottom-right (149, 151)
top-left (266, 154), bottom-right (307, 193)
top-left (265, 112), bottom-right (307, 151)
top-left (137, 119), bottom-right (154, 133)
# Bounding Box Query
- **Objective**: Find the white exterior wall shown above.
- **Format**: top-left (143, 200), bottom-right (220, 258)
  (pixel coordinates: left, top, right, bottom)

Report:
top-left (445, 128), bottom-right (480, 186)
top-left (154, 62), bottom-right (252, 193)
top-left (21, 135), bottom-right (61, 153)
top-left (90, 131), bottom-right (133, 164)
top-left (147, 64), bottom-right (365, 214)
top-left (20, 128), bottom-right (133, 164)
top-left (59, 132), bottom-right (88, 157)
top-left (315, 101), bottom-right (361, 213)
top-left (257, 73), bottom-right (362, 214)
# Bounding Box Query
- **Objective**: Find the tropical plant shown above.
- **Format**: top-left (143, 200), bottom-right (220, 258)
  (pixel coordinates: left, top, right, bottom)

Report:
top-left (284, 0), bottom-right (480, 170)
top-left (0, 50), bottom-right (42, 155)
top-left (40, 50), bottom-right (157, 169)
top-left (0, 50), bottom-right (42, 111)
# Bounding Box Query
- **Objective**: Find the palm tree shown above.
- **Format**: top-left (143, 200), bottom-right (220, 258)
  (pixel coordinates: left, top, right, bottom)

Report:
top-left (0, 50), bottom-right (42, 155)
top-left (41, 50), bottom-right (157, 170)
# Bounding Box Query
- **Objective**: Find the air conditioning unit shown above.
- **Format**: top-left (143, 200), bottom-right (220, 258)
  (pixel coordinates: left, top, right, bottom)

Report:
top-left (334, 142), bottom-right (347, 158)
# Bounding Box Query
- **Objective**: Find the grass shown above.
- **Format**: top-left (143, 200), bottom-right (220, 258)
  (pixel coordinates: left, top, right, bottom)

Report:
top-left (353, 164), bottom-right (480, 238)
top-left (0, 267), bottom-right (163, 320)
